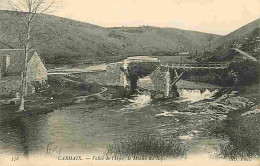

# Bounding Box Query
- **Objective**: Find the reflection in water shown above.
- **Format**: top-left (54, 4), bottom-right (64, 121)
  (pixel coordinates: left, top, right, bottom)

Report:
top-left (0, 115), bottom-right (49, 156)
top-left (0, 117), bottom-right (30, 156)
top-left (0, 98), bottom-right (167, 156)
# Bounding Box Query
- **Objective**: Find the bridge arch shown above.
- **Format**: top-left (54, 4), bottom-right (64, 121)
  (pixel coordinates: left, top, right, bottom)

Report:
top-left (121, 56), bottom-right (160, 94)
top-left (120, 58), bottom-right (230, 98)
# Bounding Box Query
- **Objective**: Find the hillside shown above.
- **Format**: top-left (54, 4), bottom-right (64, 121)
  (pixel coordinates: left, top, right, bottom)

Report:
top-left (0, 10), bottom-right (221, 64)
top-left (199, 18), bottom-right (260, 62)
top-left (211, 18), bottom-right (260, 49)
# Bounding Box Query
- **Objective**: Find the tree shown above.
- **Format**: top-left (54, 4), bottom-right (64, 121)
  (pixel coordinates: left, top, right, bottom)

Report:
top-left (6, 0), bottom-right (59, 112)
top-left (225, 60), bottom-right (260, 86)
top-left (207, 34), bottom-right (214, 50)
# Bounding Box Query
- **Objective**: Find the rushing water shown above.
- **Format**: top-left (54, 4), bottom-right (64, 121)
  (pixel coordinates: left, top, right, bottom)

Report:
top-left (0, 89), bottom-right (220, 156)
top-left (178, 89), bottom-right (219, 103)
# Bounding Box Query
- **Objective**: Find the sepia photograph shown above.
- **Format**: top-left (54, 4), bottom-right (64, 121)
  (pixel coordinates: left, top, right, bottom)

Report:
top-left (0, 0), bottom-right (259, 165)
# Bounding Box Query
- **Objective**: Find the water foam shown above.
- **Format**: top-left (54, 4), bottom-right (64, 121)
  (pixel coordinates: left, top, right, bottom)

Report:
top-left (178, 89), bottom-right (219, 103)
top-left (128, 94), bottom-right (152, 110)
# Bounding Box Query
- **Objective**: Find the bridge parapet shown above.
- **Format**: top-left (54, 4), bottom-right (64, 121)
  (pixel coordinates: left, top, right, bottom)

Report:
top-left (161, 62), bottom-right (230, 70)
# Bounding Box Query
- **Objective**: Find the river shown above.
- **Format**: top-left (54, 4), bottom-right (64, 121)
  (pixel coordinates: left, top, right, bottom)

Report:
top-left (0, 88), bottom-right (227, 157)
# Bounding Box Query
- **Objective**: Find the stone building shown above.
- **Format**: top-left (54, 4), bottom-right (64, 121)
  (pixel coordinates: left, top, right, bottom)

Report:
top-left (0, 49), bottom-right (48, 97)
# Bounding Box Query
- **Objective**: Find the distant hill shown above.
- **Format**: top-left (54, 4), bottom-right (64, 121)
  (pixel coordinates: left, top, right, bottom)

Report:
top-left (199, 18), bottom-right (260, 62)
top-left (0, 10), bottom-right (221, 64)
top-left (211, 18), bottom-right (260, 49)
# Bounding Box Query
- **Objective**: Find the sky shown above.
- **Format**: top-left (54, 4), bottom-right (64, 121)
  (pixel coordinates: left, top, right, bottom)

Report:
top-left (1, 0), bottom-right (260, 35)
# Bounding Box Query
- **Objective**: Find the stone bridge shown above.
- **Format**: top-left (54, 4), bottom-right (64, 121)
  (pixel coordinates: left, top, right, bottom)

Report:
top-left (121, 58), bottom-right (230, 98)
top-left (78, 56), bottom-right (229, 98)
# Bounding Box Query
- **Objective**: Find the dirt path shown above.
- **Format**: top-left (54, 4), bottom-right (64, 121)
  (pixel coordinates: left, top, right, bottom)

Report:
top-left (48, 64), bottom-right (107, 75)
top-left (232, 48), bottom-right (258, 61)
top-left (75, 87), bottom-right (108, 101)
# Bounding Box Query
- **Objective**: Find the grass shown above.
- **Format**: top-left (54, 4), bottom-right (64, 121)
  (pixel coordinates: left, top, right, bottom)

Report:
top-left (0, 10), bottom-right (220, 65)
top-left (218, 114), bottom-right (260, 160)
top-left (0, 75), bottom-right (101, 115)
top-left (238, 83), bottom-right (260, 104)
top-left (157, 56), bottom-right (196, 65)
top-left (107, 134), bottom-right (187, 158)
top-left (204, 107), bottom-right (260, 161)
top-left (199, 82), bottom-right (260, 160)
top-left (0, 73), bottom-right (131, 117)
top-left (204, 119), bottom-right (227, 139)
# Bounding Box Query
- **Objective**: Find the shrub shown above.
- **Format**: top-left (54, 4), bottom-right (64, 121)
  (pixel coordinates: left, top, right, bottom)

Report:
top-left (224, 60), bottom-right (260, 86)
top-left (205, 119), bottom-right (226, 138)
top-left (219, 115), bottom-right (260, 160)
top-left (107, 134), bottom-right (187, 158)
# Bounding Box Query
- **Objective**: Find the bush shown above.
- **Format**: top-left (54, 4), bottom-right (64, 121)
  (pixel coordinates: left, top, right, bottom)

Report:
top-left (224, 60), bottom-right (260, 86)
top-left (205, 119), bottom-right (226, 138)
top-left (107, 134), bottom-right (187, 158)
top-left (219, 115), bottom-right (260, 160)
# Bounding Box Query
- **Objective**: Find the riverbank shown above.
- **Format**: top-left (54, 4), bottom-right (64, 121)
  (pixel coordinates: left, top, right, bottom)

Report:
top-left (1, 72), bottom-right (259, 160)
top-left (0, 75), bottom-right (127, 117)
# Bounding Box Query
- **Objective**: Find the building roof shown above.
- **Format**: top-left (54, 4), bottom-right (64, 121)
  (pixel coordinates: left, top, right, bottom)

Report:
top-left (27, 52), bottom-right (48, 82)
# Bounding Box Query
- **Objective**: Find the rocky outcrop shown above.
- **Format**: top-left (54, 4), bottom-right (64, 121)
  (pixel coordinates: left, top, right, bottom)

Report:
top-left (241, 105), bottom-right (260, 117)
top-left (223, 96), bottom-right (250, 109)
top-left (173, 92), bottom-right (254, 120)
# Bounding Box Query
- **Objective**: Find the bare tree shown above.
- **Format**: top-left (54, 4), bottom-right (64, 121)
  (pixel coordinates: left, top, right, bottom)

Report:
top-left (6, 0), bottom-right (59, 112)
top-left (207, 34), bottom-right (214, 50)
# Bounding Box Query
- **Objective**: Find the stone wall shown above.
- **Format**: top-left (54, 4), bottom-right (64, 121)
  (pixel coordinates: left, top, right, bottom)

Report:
top-left (150, 68), bottom-right (171, 98)
top-left (0, 76), bottom-right (21, 97)
top-left (75, 63), bottom-right (125, 86)
top-left (0, 50), bottom-right (31, 75)
top-left (0, 76), bottom-right (35, 97)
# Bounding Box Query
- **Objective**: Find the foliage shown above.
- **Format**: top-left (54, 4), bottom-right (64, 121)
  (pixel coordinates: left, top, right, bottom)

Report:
top-left (224, 60), bottom-right (260, 86)
top-left (107, 134), bottom-right (187, 158)
top-left (197, 48), bottom-right (236, 62)
top-left (205, 119), bottom-right (227, 138)
top-left (204, 112), bottom-right (260, 160)
top-left (241, 28), bottom-right (260, 53)
top-left (219, 115), bottom-right (260, 160)
top-left (182, 60), bottom-right (260, 86)
top-left (43, 75), bottom-right (101, 98)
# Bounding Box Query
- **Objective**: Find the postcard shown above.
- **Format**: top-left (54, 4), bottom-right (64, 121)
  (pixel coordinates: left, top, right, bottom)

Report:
top-left (0, 0), bottom-right (259, 165)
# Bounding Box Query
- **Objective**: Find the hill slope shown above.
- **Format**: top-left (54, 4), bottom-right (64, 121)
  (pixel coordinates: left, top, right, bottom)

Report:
top-left (0, 10), bottom-right (221, 64)
top-left (211, 18), bottom-right (260, 49)
top-left (199, 19), bottom-right (260, 62)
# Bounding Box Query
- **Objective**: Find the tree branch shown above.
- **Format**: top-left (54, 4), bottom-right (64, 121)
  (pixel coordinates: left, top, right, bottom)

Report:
top-left (8, 0), bottom-right (23, 12)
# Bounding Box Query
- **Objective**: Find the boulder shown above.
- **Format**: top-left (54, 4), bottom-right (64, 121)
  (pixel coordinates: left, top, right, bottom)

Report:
top-left (223, 96), bottom-right (249, 109)
top-left (241, 105), bottom-right (260, 117)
